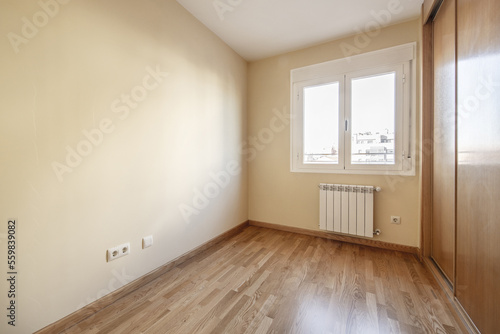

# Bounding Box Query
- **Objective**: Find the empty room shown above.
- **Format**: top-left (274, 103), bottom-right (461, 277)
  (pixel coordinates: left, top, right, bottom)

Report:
top-left (1, 0), bottom-right (498, 333)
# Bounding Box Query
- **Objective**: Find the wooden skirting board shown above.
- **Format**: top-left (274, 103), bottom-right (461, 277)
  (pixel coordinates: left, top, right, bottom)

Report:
top-left (35, 221), bottom-right (250, 334)
top-left (249, 220), bottom-right (420, 256)
top-left (37, 219), bottom-right (421, 333)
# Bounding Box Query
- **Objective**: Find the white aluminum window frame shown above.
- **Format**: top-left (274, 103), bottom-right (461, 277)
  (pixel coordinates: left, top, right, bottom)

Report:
top-left (294, 75), bottom-right (346, 171)
top-left (290, 43), bottom-right (416, 175)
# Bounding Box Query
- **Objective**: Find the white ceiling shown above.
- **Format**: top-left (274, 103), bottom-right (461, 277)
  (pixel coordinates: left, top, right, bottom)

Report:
top-left (176, 0), bottom-right (423, 61)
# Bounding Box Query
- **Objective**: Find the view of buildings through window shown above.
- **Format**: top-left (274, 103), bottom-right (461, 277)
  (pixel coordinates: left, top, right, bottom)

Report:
top-left (303, 82), bottom-right (340, 163)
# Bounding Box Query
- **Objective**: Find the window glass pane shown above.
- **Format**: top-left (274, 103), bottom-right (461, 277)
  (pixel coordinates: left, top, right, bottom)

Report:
top-left (351, 72), bottom-right (396, 165)
top-left (303, 82), bottom-right (339, 164)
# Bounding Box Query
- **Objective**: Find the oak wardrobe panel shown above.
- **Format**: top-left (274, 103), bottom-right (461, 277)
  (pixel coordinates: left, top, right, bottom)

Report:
top-left (431, 0), bottom-right (456, 285)
top-left (456, 0), bottom-right (500, 332)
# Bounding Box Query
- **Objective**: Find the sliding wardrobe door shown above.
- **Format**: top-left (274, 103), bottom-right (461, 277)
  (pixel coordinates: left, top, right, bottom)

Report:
top-left (456, 0), bottom-right (500, 332)
top-left (431, 0), bottom-right (456, 285)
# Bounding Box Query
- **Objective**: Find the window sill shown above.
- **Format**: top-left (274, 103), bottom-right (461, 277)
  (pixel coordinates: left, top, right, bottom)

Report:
top-left (290, 167), bottom-right (415, 176)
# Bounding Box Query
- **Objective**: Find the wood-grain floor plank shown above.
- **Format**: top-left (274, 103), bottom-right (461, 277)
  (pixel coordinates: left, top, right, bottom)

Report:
top-left (58, 226), bottom-right (463, 333)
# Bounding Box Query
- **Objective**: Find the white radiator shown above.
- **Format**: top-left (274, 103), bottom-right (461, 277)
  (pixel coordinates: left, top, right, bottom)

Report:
top-left (319, 184), bottom-right (380, 238)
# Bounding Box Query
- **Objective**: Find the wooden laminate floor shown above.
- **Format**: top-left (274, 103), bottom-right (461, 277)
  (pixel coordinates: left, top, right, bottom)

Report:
top-left (62, 226), bottom-right (463, 333)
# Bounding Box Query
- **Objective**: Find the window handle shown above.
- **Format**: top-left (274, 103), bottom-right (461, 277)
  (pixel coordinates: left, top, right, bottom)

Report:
top-left (345, 120), bottom-right (348, 131)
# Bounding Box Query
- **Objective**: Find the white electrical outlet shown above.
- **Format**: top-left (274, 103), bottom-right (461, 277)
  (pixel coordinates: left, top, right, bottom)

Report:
top-left (143, 236), bottom-right (153, 249)
top-left (107, 242), bottom-right (130, 262)
top-left (391, 216), bottom-right (401, 224)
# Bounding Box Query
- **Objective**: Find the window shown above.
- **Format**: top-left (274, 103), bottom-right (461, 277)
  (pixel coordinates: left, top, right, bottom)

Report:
top-left (291, 43), bottom-right (416, 175)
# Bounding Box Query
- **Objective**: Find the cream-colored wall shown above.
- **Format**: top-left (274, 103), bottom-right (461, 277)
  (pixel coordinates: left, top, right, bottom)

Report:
top-left (0, 0), bottom-right (247, 332)
top-left (248, 19), bottom-right (421, 247)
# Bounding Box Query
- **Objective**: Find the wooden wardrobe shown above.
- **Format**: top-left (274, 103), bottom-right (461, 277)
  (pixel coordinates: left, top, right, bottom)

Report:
top-left (422, 0), bottom-right (500, 333)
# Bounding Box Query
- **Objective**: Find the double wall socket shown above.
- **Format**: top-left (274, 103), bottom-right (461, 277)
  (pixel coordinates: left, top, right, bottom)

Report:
top-left (107, 242), bottom-right (130, 262)
top-left (107, 236), bottom-right (153, 262)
